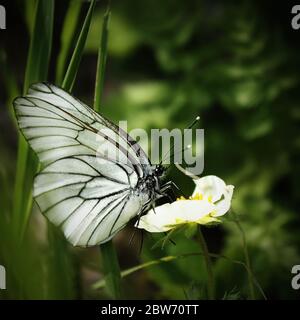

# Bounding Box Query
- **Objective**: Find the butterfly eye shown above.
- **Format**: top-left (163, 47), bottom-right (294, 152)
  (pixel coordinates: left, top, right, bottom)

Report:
top-left (155, 165), bottom-right (164, 176)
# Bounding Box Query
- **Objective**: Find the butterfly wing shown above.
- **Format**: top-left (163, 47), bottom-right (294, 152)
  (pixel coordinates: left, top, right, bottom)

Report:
top-left (14, 82), bottom-right (151, 246)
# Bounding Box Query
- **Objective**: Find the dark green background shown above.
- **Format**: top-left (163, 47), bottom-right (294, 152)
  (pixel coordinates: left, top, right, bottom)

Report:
top-left (0, 0), bottom-right (300, 299)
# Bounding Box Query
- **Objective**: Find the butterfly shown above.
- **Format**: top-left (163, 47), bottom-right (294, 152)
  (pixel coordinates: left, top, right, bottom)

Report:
top-left (14, 82), bottom-right (173, 247)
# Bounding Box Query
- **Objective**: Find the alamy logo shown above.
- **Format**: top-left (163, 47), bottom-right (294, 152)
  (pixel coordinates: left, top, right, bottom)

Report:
top-left (0, 5), bottom-right (6, 30)
top-left (0, 265), bottom-right (6, 289)
top-left (291, 5), bottom-right (300, 30)
top-left (291, 265), bottom-right (300, 290)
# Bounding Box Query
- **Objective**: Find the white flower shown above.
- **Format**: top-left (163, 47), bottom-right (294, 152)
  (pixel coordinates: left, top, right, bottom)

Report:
top-left (136, 175), bottom-right (234, 233)
top-left (193, 175), bottom-right (234, 217)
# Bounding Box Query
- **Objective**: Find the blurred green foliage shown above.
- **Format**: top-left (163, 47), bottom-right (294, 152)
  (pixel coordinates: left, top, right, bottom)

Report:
top-left (0, 0), bottom-right (300, 300)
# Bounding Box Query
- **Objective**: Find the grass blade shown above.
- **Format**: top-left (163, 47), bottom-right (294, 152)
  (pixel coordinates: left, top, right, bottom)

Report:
top-left (94, 7), bottom-right (110, 112)
top-left (13, 0), bottom-right (54, 240)
top-left (47, 225), bottom-right (76, 299)
top-left (56, 0), bottom-right (83, 85)
top-left (23, 0), bottom-right (54, 93)
top-left (62, 0), bottom-right (96, 92)
top-left (100, 241), bottom-right (122, 299)
top-left (46, 0), bottom-right (99, 299)
top-left (0, 51), bottom-right (20, 125)
top-left (92, 4), bottom-right (122, 300)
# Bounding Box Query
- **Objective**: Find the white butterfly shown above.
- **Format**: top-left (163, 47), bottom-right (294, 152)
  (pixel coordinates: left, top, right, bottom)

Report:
top-left (14, 83), bottom-right (168, 247)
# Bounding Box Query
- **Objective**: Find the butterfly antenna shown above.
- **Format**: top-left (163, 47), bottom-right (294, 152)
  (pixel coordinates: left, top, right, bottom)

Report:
top-left (164, 144), bottom-right (192, 172)
top-left (159, 116), bottom-right (200, 166)
top-left (187, 115), bottom-right (200, 129)
top-left (159, 143), bottom-right (175, 166)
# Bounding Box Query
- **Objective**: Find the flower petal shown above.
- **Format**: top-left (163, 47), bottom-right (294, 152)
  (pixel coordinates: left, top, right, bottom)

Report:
top-left (193, 175), bottom-right (227, 202)
top-left (135, 203), bottom-right (175, 232)
top-left (172, 200), bottom-right (215, 222)
top-left (213, 185), bottom-right (234, 217)
top-left (135, 200), bottom-right (216, 232)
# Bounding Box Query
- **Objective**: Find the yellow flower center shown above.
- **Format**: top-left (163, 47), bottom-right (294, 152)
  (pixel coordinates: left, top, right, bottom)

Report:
top-left (176, 193), bottom-right (213, 202)
top-left (173, 193), bottom-right (219, 225)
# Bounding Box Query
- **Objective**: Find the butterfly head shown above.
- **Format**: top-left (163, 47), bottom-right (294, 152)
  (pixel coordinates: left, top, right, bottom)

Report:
top-left (154, 164), bottom-right (165, 177)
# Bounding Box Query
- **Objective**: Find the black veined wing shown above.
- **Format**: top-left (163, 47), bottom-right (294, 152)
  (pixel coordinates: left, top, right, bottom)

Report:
top-left (14, 82), bottom-right (153, 246)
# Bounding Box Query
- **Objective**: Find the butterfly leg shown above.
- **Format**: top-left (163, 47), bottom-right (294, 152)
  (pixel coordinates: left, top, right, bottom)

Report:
top-left (129, 207), bottom-right (147, 246)
top-left (159, 183), bottom-right (175, 199)
top-left (158, 190), bottom-right (175, 203)
top-left (134, 199), bottom-right (153, 229)
top-left (161, 181), bottom-right (188, 198)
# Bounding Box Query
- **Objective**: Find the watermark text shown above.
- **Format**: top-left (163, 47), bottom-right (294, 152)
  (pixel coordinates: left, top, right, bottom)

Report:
top-left (0, 5), bottom-right (6, 30)
top-left (291, 265), bottom-right (300, 290)
top-left (0, 264), bottom-right (6, 290)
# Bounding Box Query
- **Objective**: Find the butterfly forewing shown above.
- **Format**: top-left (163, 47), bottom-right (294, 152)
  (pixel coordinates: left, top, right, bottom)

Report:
top-left (14, 82), bottom-right (152, 246)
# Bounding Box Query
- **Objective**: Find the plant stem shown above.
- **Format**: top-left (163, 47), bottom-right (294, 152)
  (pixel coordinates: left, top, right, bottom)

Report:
top-left (93, 250), bottom-right (267, 299)
top-left (231, 211), bottom-right (255, 300)
top-left (197, 227), bottom-right (215, 299)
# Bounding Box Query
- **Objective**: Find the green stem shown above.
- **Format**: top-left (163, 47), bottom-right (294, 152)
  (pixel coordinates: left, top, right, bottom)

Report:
top-left (231, 211), bottom-right (255, 300)
top-left (100, 241), bottom-right (122, 299)
top-left (197, 227), bottom-right (215, 299)
top-left (93, 251), bottom-right (267, 299)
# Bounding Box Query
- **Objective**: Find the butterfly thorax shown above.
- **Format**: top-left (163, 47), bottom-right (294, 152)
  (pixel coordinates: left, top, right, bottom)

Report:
top-left (136, 164), bottom-right (165, 198)
top-left (136, 174), bottom-right (160, 195)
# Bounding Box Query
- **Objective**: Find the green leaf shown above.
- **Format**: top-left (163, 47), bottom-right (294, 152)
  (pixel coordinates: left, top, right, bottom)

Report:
top-left (62, 0), bottom-right (96, 92)
top-left (184, 223), bottom-right (198, 239)
top-left (94, 7), bottom-right (110, 113)
top-left (46, 225), bottom-right (76, 299)
top-left (0, 50), bottom-right (20, 125)
top-left (56, 0), bottom-right (83, 85)
top-left (100, 241), bottom-right (122, 299)
top-left (13, 0), bottom-right (54, 241)
top-left (23, 0), bottom-right (54, 93)
top-left (92, 4), bottom-right (122, 300)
